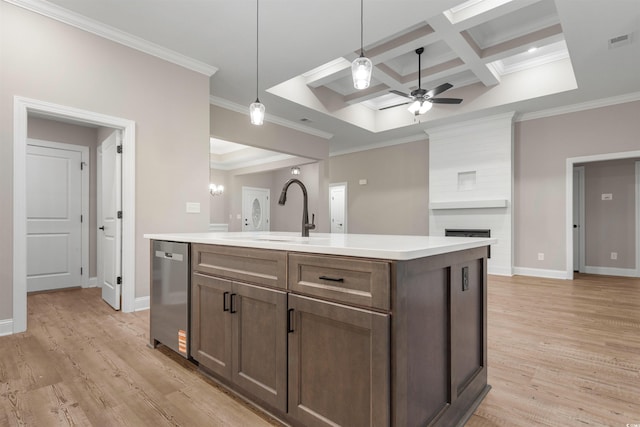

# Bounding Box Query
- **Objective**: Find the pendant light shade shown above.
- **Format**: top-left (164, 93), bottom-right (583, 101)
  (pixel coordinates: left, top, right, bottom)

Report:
top-left (250, 100), bottom-right (265, 125)
top-left (352, 55), bottom-right (372, 90)
top-left (250, 0), bottom-right (265, 125)
top-left (352, 0), bottom-right (372, 90)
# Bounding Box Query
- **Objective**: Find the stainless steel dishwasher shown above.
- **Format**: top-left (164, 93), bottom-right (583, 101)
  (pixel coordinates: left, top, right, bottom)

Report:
top-left (150, 240), bottom-right (190, 358)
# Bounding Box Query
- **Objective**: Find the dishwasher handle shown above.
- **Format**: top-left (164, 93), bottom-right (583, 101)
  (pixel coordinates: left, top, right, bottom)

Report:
top-left (154, 250), bottom-right (184, 262)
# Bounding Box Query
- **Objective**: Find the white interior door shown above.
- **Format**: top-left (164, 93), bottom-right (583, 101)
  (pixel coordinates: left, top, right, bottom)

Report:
top-left (242, 187), bottom-right (270, 231)
top-left (573, 167), bottom-right (585, 272)
top-left (98, 130), bottom-right (122, 310)
top-left (330, 184), bottom-right (347, 234)
top-left (26, 144), bottom-right (83, 292)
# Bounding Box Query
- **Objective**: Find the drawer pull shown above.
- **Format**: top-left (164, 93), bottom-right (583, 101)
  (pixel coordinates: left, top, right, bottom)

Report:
top-left (319, 275), bottom-right (344, 283)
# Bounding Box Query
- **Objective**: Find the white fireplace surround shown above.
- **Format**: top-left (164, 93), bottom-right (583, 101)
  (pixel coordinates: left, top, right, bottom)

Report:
top-left (427, 113), bottom-right (515, 276)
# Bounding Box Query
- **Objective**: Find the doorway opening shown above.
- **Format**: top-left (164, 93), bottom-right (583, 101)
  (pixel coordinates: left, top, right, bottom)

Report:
top-left (13, 96), bottom-right (136, 334)
top-left (329, 183), bottom-right (347, 234)
top-left (565, 150), bottom-right (640, 280)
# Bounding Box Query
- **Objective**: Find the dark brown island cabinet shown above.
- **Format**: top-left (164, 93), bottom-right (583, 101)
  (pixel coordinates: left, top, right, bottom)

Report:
top-left (184, 240), bottom-right (490, 427)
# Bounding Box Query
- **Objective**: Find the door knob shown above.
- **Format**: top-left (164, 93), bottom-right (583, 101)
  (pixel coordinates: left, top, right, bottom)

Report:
top-left (99, 226), bottom-right (105, 230)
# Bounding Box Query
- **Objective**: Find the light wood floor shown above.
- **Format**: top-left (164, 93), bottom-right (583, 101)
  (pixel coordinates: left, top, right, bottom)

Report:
top-left (1, 274), bottom-right (639, 426)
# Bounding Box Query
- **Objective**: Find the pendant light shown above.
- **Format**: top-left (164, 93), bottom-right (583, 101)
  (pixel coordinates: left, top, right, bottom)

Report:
top-left (250, 0), bottom-right (265, 125)
top-left (352, 0), bottom-right (372, 90)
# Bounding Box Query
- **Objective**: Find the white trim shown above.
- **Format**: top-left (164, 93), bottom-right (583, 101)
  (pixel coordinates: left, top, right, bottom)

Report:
top-left (636, 161), bottom-right (640, 277)
top-left (329, 133), bottom-right (427, 157)
top-left (134, 296), bottom-right (150, 312)
top-left (27, 138), bottom-right (90, 288)
top-left (573, 166), bottom-right (586, 273)
top-left (430, 199), bottom-right (508, 210)
top-left (5, 0), bottom-right (218, 77)
top-left (14, 96), bottom-right (136, 335)
top-left (517, 92), bottom-right (640, 122)
top-left (0, 319), bottom-right (13, 337)
top-left (209, 96), bottom-right (334, 140)
top-left (584, 266), bottom-right (638, 278)
top-left (86, 276), bottom-right (98, 288)
top-left (512, 267), bottom-right (571, 280)
top-left (565, 150), bottom-right (640, 281)
top-left (487, 265), bottom-right (513, 277)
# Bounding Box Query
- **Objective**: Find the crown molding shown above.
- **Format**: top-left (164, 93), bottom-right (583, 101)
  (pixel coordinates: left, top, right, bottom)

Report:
top-left (209, 96), bottom-right (334, 140)
top-left (5, 0), bottom-right (218, 76)
top-left (329, 133), bottom-right (427, 157)
top-left (517, 92), bottom-right (640, 122)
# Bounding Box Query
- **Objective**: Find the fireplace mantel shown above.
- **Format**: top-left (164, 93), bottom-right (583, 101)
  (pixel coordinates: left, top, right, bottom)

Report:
top-left (430, 199), bottom-right (508, 210)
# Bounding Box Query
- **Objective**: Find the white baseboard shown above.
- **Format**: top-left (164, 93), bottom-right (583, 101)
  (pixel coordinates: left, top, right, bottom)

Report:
top-left (487, 265), bottom-right (513, 276)
top-left (584, 266), bottom-right (638, 278)
top-left (0, 319), bottom-right (14, 336)
top-left (512, 267), bottom-right (571, 280)
top-left (83, 276), bottom-right (98, 288)
top-left (135, 296), bottom-right (150, 311)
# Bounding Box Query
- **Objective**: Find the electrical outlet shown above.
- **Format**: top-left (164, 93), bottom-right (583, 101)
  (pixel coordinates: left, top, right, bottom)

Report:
top-left (601, 193), bottom-right (613, 200)
top-left (462, 266), bottom-right (469, 291)
top-left (537, 253), bottom-right (544, 261)
top-left (611, 252), bottom-right (618, 260)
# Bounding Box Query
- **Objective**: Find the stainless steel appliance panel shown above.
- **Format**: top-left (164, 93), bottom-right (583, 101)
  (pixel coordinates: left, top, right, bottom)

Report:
top-left (150, 240), bottom-right (190, 358)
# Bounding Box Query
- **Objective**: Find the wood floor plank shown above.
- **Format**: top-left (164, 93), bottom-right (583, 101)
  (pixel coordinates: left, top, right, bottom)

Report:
top-left (2, 275), bottom-right (639, 427)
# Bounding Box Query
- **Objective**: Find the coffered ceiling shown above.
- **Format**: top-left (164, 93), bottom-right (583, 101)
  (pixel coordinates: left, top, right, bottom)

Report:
top-left (11, 0), bottom-right (640, 155)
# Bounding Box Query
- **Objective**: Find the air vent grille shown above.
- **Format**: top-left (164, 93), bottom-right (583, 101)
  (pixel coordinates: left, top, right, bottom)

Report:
top-left (608, 33), bottom-right (632, 49)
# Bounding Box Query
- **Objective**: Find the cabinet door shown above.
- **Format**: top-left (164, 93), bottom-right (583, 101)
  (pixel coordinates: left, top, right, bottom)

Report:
top-left (288, 294), bottom-right (390, 427)
top-left (191, 273), bottom-right (232, 378)
top-left (231, 282), bottom-right (287, 412)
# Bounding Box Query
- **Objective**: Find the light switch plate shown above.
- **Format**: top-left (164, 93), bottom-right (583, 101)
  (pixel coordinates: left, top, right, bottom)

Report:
top-left (186, 202), bottom-right (200, 213)
top-left (601, 193), bottom-right (613, 200)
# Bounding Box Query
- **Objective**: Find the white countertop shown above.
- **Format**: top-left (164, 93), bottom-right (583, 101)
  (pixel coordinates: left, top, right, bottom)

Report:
top-left (143, 232), bottom-right (496, 261)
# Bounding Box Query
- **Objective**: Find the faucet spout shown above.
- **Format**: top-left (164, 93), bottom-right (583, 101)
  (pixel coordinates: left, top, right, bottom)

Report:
top-left (278, 178), bottom-right (316, 237)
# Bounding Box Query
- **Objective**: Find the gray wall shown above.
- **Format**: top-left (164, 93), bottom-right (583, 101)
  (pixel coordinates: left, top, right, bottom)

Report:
top-left (27, 117), bottom-right (99, 278)
top-left (1, 1), bottom-right (210, 321)
top-left (583, 159), bottom-right (637, 269)
top-left (218, 163), bottom-right (326, 233)
top-left (329, 139), bottom-right (430, 235)
top-left (514, 101), bottom-right (640, 271)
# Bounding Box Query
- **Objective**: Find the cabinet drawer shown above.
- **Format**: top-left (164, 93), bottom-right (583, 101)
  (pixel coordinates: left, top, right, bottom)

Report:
top-left (288, 253), bottom-right (390, 310)
top-left (192, 244), bottom-right (287, 289)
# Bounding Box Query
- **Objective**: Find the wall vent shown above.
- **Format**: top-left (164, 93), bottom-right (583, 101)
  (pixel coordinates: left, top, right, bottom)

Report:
top-left (608, 33), bottom-right (632, 49)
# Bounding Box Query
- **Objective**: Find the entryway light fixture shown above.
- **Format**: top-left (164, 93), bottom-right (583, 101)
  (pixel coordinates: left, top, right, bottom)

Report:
top-left (352, 0), bottom-right (372, 90)
top-left (250, 0), bottom-right (265, 125)
top-left (291, 166), bottom-right (301, 175)
top-left (209, 184), bottom-right (224, 196)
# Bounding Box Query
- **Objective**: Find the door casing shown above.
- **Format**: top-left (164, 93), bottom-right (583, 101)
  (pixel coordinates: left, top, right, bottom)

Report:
top-left (13, 96), bottom-right (136, 334)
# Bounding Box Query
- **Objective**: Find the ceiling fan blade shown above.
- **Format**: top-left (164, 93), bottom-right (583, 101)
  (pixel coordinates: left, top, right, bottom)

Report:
top-left (389, 89), bottom-right (411, 99)
top-left (379, 101), bottom-right (410, 110)
top-left (425, 83), bottom-right (453, 99)
top-left (429, 97), bottom-right (463, 104)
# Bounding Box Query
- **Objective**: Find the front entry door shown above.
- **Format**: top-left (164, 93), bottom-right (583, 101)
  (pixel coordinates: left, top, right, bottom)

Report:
top-left (242, 187), bottom-right (270, 231)
top-left (26, 143), bottom-right (83, 292)
top-left (98, 130), bottom-right (122, 310)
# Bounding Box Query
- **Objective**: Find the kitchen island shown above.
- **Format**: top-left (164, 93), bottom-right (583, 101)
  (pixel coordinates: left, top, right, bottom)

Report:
top-left (144, 231), bottom-right (496, 427)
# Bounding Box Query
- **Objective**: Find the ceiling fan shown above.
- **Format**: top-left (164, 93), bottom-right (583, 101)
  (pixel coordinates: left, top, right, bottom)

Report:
top-left (380, 47), bottom-right (463, 115)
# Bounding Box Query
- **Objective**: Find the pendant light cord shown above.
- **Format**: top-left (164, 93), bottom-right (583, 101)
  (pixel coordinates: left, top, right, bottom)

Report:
top-left (360, 0), bottom-right (364, 56)
top-left (256, 0), bottom-right (259, 100)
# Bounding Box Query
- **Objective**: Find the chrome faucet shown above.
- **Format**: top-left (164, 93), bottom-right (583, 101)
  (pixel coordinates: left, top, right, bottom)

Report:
top-left (278, 178), bottom-right (316, 237)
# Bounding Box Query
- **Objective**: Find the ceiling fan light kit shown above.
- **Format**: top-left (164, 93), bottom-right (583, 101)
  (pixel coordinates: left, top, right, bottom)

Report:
top-left (352, 0), bottom-right (372, 90)
top-left (380, 47), bottom-right (463, 116)
top-left (250, 0), bottom-right (265, 125)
